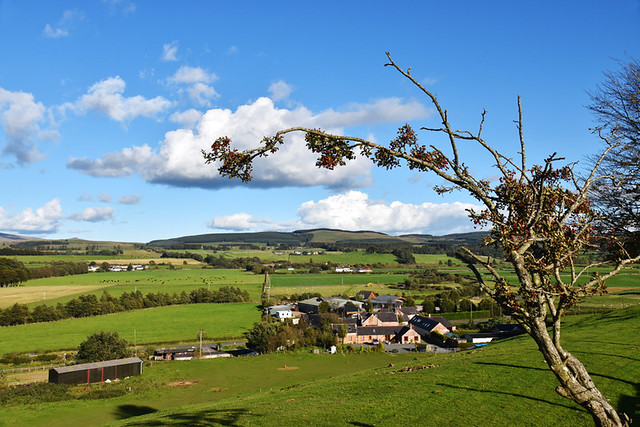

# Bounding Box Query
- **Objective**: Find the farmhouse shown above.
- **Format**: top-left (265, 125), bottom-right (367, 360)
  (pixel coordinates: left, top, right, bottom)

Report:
top-left (409, 315), bottom-right (455, 337)
top-left (356, 290), bottom-right (377, 300)
top-left (354, 325), bottom-right (421, 344)
top-left (48, 357), bottom-right (143, 384)
top-left (267, 305), bottom-right (293, 320)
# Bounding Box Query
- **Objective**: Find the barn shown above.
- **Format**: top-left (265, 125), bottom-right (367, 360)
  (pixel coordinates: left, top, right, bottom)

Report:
top-left (48, 357), bottom-right (143, 384)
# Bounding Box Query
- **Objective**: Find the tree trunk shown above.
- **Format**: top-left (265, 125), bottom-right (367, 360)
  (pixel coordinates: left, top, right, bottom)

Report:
top-left (527, 317), bottom-right (629, 426)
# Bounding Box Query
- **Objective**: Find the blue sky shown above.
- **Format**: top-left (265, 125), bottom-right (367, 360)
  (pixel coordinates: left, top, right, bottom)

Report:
top-left (1, 1), bottom-right (639, 243)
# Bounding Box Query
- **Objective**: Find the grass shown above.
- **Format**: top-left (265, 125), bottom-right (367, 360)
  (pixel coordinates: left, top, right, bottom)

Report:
top-left (0, 303), bottom-right (260, 354)
top-left (1, 305), bottom-right (638, 426)
top-left (2, 269), bottom-right (264, 308)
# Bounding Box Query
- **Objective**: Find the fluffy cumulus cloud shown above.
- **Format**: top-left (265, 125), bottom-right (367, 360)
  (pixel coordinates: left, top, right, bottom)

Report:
top-left (268, 80), bottom-right (293, 101)
top-left (0, 88), bottom-right (56, 165)
top-left (72, 76), bottom-right (172, 121)
top-left (168, 66), bottom-right (219, 106)
top-left (0, 199), bottom-right (63, 234)
top-left (98, 193), bottom-right (112, 203)
top-left (170, 109), bottom-right (203, 128)
top-left (296, 191), bottom-right (480, 235)
top-left (68, 207), bottom-right (114, 222)
top-left (67, 96), bottom-right (430, 189)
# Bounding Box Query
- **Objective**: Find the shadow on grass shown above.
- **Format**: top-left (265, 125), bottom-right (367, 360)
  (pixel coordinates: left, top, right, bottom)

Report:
top-left (571, 349), bottom-right (640, 363)
top-left (114, 405), bottom-right (158, 419)
top-left (437, 383), bottom-right (583, 412)
top-left (122, 408), bottom-right (255, 426)
top-left (474, 361), bottom-right (639, 420)
top-left (348, 422), bottom-right (374, 426)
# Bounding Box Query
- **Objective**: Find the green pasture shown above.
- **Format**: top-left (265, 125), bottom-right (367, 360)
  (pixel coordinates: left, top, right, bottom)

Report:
top-left (269, 273), bottom-right (406, 287)
top-left (0, 303), bottom-right (260, 354)
top-left (2, 269), bottom-right (264, 308)
top-left (267, 273), bottom-right (407, 298)
top-left (1, 306), bottom-right (638, 426)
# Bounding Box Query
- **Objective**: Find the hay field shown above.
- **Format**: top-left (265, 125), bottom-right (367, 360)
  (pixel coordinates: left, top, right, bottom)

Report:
top-left (0, 285), bottom-right (108, 308)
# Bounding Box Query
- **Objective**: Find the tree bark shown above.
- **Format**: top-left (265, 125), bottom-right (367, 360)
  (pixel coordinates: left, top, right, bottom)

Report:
top-left (527, 317), bottom-right (629, 426)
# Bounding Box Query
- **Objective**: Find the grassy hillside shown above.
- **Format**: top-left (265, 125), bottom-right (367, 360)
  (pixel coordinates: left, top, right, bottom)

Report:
top-left (0, 303), bottom-right (260, 354)
top-left (1, 306), bottom-right (637, 426)
top-left (121, 306), bottom-right (640, 426)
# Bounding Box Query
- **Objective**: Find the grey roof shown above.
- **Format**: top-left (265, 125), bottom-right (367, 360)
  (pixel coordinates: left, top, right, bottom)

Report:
top-left (409, 315), bottom-right (452, 332)
top-left (427, 316), bottom-right (455, 329)
top-left (52, 357), bottom-right (143, 373)
top-left (376, 311), bottom-right (399, 323)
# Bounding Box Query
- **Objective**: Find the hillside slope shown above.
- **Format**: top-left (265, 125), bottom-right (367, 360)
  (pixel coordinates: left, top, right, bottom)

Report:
top-left (118, 306), bottom-right (640, 426)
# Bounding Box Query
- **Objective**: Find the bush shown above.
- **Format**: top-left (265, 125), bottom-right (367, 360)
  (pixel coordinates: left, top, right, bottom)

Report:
top-left (76, 331), bottom-right (131, 363)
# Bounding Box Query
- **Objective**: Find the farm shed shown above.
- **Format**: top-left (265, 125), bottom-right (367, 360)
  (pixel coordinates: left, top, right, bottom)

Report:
top-left (48, 357), bottom-right (143, 384)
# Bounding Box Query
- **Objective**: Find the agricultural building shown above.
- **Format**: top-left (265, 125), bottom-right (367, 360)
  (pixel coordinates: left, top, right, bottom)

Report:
top-left (48, 357), bottom-right (143, 384)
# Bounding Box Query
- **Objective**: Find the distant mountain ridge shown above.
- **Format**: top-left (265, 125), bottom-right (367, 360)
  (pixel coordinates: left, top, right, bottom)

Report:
top-left (0, 232), bottom-right (39, 242)
top-left (147, 229), bottom-right (488, 247)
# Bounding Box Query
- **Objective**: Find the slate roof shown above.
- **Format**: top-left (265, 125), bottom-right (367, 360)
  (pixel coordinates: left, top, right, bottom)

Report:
top-left (376, 310), bottom-right (400, 323)
top-left (409, 315), bottom-right (453, 333)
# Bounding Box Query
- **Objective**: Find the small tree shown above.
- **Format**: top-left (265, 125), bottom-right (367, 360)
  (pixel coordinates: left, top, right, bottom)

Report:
top-left (203, 53), bottom-right (638, 425)
top-left (76, 331), bottom-right (130, 363)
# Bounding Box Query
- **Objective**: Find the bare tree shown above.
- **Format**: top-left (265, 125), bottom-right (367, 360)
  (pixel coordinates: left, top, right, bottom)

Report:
top-left (588, 58), bottom-right (640, 257)
top-left (203, 53), bottom-right (638, 426)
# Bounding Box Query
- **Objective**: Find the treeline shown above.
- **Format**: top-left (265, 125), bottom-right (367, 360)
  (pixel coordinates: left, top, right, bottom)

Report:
top-left (0, 286), bottom-right (251, 326)
top-left (29, 261), bottom-right (88, 279)
top-left (0, 258), bottom-right (30, 287)
top-left (0, 247), bottom-right (49, 256)
top-left (0, 258), bottom-right (88, 286)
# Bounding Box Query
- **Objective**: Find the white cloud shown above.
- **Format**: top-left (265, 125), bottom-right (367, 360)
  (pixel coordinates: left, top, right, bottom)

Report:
top-left (268, 80), bottom-right (293, 101)
top-left (67, 96), bottom-right (431, 189)
top-left (0, 87), bottom-right (56, 165)
top-left (168, 66), bottom-right (217, 84)
top-left (187, 82), bottom-right (219, 106)
top-left (68, 207), bottom-right (114, 222)
top-left (0, 199), bottom-right (63, 234)
top-left (170, 109), bottom-right (203, 128)
top-left (43, 24), bottom-right (68, 38)
top-left (118, 194), bottom-right (142, 204)
top-left (296, 191), bottom-right (480, 235)
top-left (43, 9), bottom-right (83, 38)
top-left (315, 97), bottom-right (431, 128)
top-left (168, 66), bottom-right (219, 106)
top-left (72, 76), bottom-right (172, 121)
top-left (98, 193), bottom-right (112, 203)
top-left (208, 213), bottom-right (267, 231)
top-left (162, 41), bottom-right (179, 62)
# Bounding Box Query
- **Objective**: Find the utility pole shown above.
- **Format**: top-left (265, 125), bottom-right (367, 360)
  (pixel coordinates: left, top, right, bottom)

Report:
top-left (198, 329), bottom-right (205, 357)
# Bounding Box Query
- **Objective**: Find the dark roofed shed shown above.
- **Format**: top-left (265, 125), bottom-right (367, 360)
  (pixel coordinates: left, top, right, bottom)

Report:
top-left (49, 357), bottom-right (143, 384)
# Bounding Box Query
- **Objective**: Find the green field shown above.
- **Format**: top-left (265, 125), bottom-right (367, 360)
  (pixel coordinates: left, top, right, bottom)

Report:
top-left (0, 306), bottom-right (637, 426)
top-left (0, 303), bottom-right (260, 354)
top-left (0, 269), bottom-right (264, 308)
